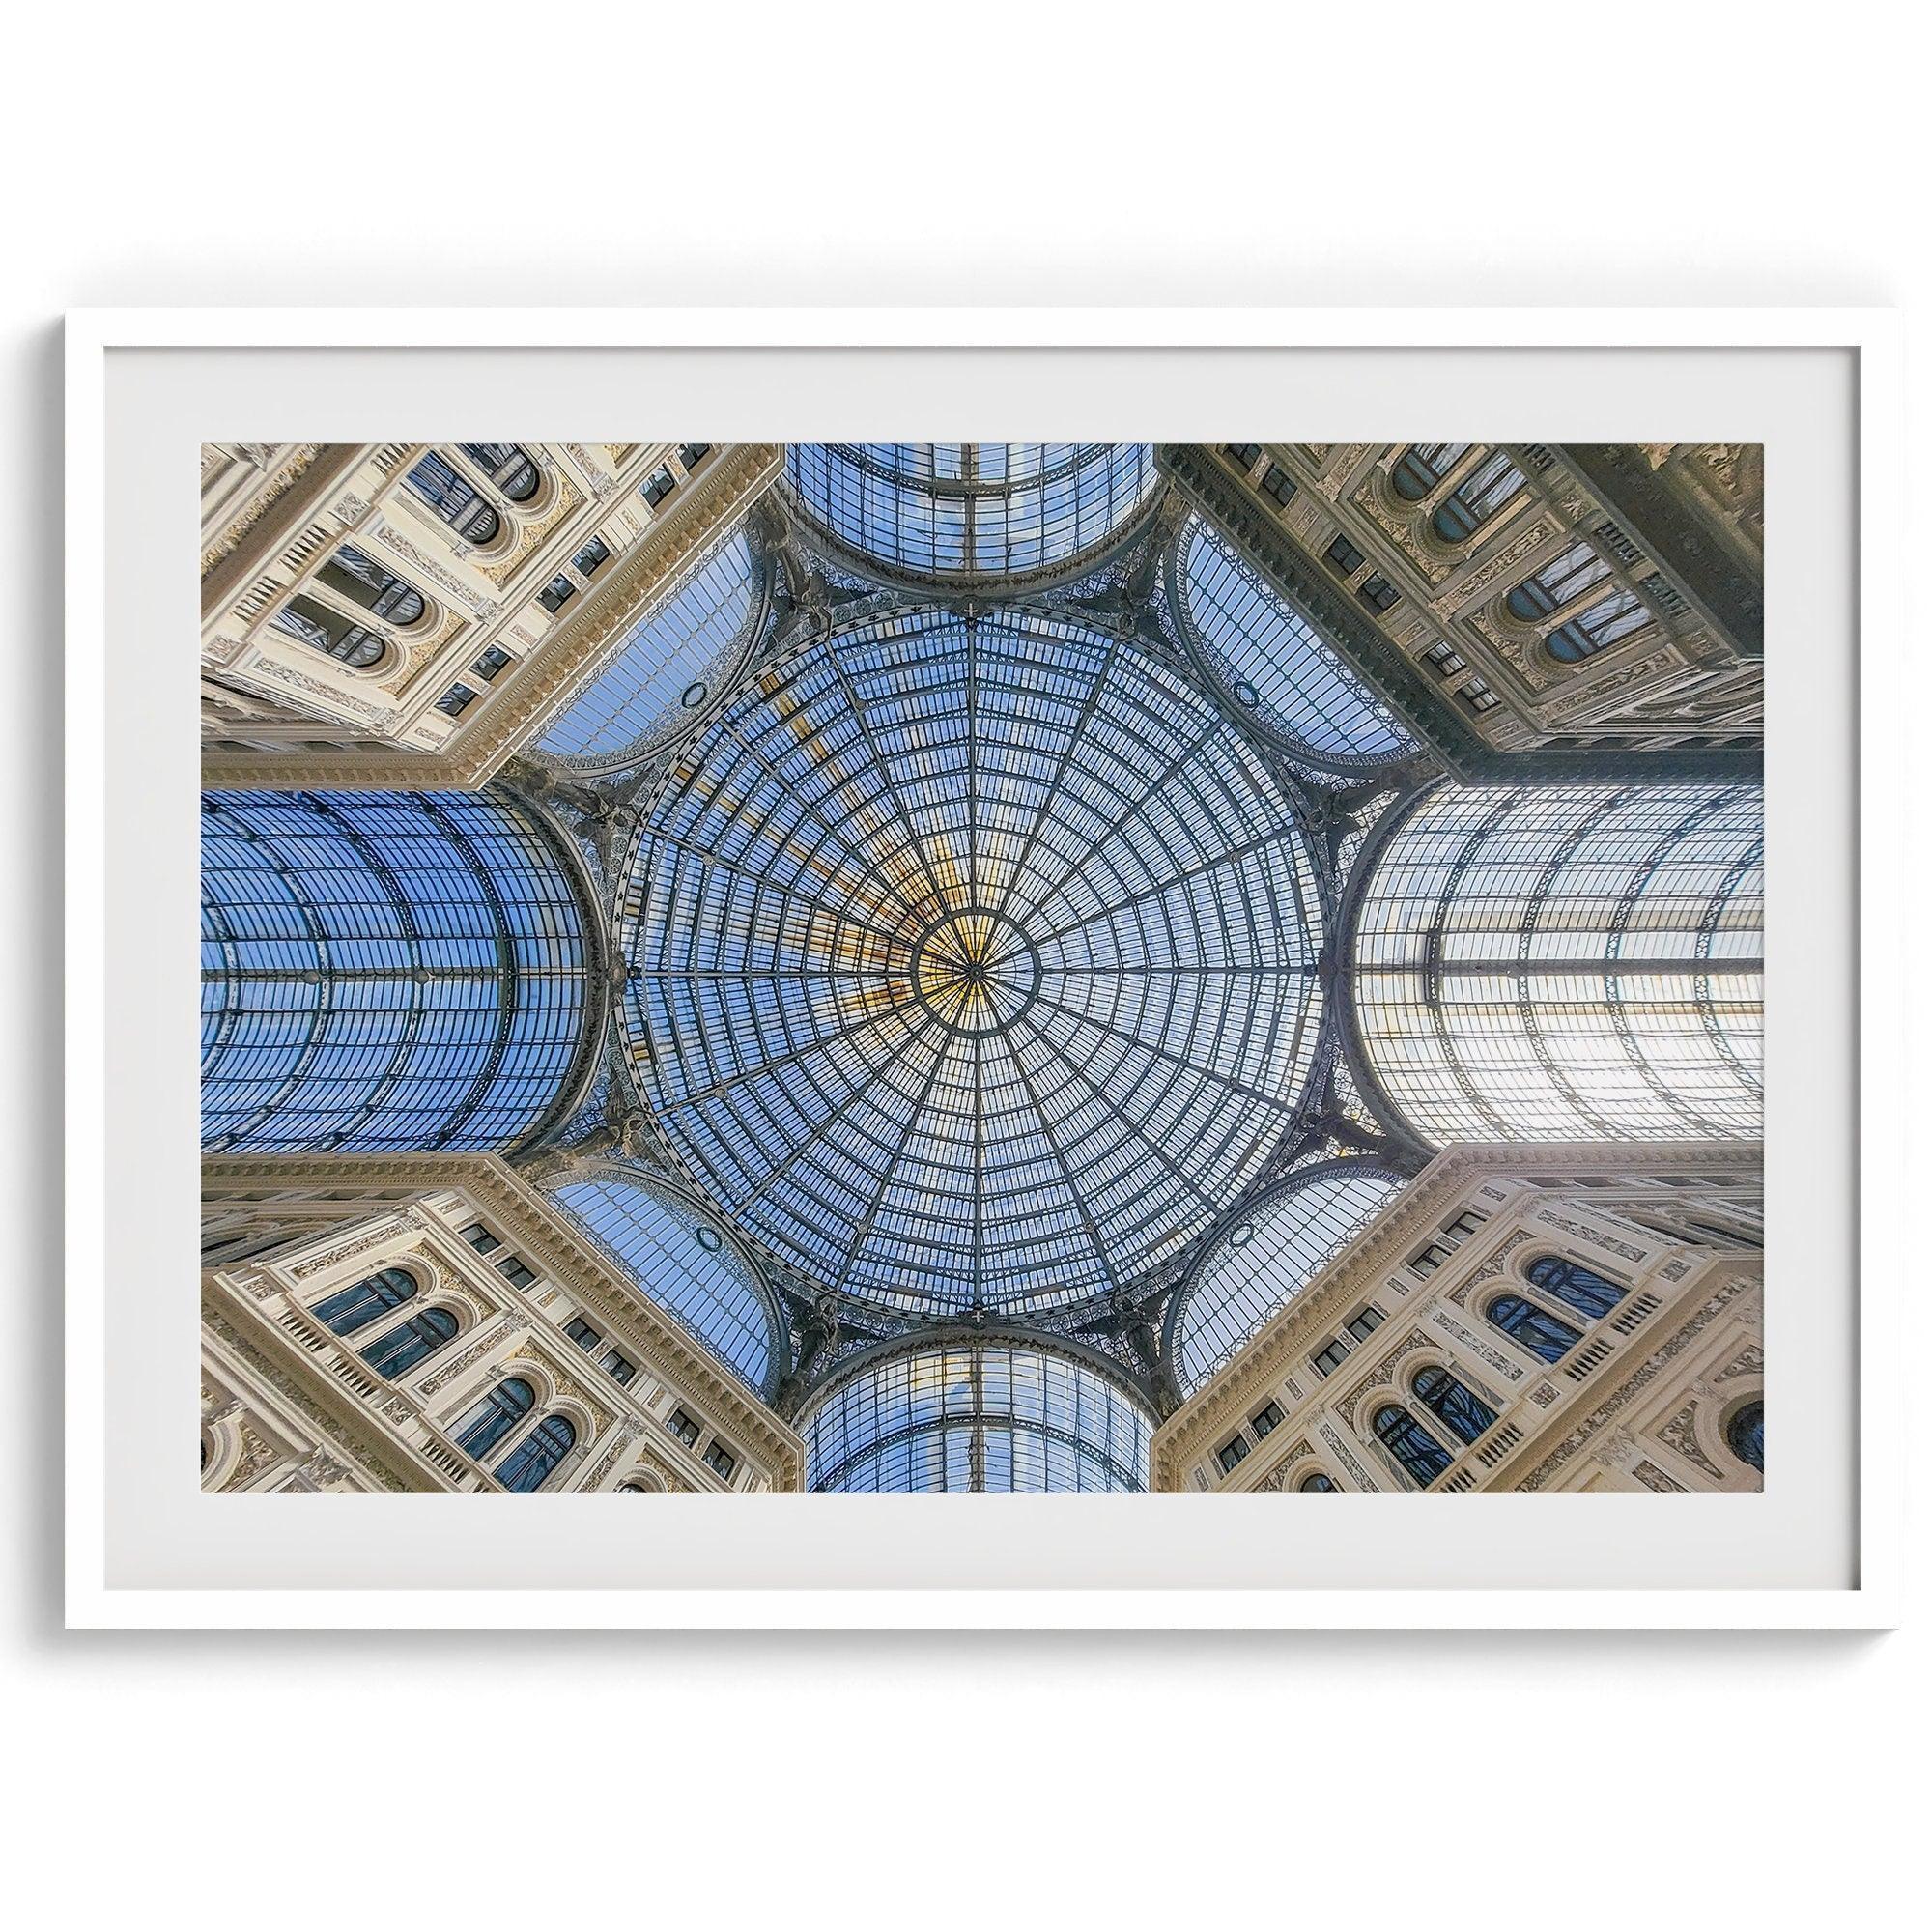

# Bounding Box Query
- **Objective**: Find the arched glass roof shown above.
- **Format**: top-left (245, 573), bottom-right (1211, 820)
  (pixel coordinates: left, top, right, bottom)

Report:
top-left (536, 529), bottom-right (757, 766)
top-left (548, 1174), bottom-right (780, 1393)
top-left (786, 443), bottom-right (1158, 582)
top-left (802, 1342), bottom-right (1154, 1492)
top-left (617, 605), bottom-right (1326, 1319)
top-left (1171, 1162), bottom-right (1406, 1395)
top-left (1352, 783), bottom-right (1763, 1143)
top-left (1175, 515), bottom-right (1414, 766)
top-left (201, 789), bottom-right (592, 1153)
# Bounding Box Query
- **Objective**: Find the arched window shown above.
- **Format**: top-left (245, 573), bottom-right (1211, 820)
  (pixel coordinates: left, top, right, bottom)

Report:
top-left (312, 1265), bottom-right (417, 1337)
top-left (358, 1305), bottom-right (459, 1378)
top-left (1392, 442), bottom-right (1466, 500)
top-left (497, 1413), bottom-right (577, 1493)
top-left (1486, 1293), bottom-right (1583, 1365)
top-left (317, 546), bottom-right (427, 626)
top-left (1506, 540), bottom-right (1648, 662)
top-left (270, 593), bottom-right (386, 668)
top-left (1726, 1401), bottom-right (1764, 1473)
top-left (404, 451), bottom-right (501, 543)
top-left (617, 1479), bottom-right (658, 1494)
top-left (1411, 1364), bottom-right (1497, 1445)
top-left (460, 442), bottom-right (540, 502)
top-left (452, 1378), bottom-right (534, 1461)
top-left (1372, 1405), bottom-right (1454, 1488)
top-left (1431, 449), bottom-right (1525, 543)
top-left (1297, 1471), bottom-right (1337, 1492)
top-left (1525, 1255), bottom-right (1626, 1321)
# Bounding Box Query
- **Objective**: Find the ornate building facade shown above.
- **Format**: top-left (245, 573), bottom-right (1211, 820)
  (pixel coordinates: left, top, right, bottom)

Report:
top-left (197, 441), bottom-right (1765, 1495)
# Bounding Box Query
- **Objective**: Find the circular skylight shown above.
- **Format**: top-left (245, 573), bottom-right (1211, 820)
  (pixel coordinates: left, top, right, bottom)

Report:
top-left (786, 443), bottom-right (1159, 583)
top-left (615, 604), bottom-right (1327, 1318)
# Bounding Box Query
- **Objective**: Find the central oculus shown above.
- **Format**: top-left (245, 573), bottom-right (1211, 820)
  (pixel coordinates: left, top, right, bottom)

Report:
top-left (616, 605), bottom-right (1327, 1320)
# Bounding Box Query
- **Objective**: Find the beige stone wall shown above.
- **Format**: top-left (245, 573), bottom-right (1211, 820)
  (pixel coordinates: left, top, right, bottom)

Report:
top-left (200, 1159), bottom-right (805, 1494)
top-left (1153, 1145), bottom-right (1763, 1495)
top-left (199, 440), bottom-right (781, 781)
top-left (1203, 442), bottom-right (1762, 751)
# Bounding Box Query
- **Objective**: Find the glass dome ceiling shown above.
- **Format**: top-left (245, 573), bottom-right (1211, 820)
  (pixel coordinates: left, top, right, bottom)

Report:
top-left (786, 443), bottom-right (1159, 582)
top-left (614, 602), bottom-right (1327, 1320)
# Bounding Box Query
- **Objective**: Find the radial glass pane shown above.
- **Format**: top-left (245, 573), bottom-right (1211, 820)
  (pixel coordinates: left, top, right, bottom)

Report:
top-left (201, 790), bottom-right (592, 1153)
top-left (1175, 1165), bottom-right (1405, 1394)
top-left (803, 1344), bottom-right (1154, 1492)
top-left (549, 1176), bottom-right (778, 1393)
top-left (616, 606), bottom-right (1325, 1318)
top-left (786, 443), bottom-right (1158, 582)
top-left (536, 529), bottom-right (757, 762)
top-left (1177, 515), bottom-right (1413, 763)
top-left (1352, 783), bottom-right (1763, 1143)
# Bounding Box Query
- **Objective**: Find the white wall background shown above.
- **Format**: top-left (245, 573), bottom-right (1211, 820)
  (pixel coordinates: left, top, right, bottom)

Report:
top-left (5, 4), bottom-right (1921, 1925)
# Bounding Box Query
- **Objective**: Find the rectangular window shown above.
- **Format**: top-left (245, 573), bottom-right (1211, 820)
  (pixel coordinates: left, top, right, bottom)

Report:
top-left (677, 443), bottom-right (713, 469)
top-left (436, 684), bottom-right (477, 718)
top-left (572, 535), bottom-right (612, 578)
top-left (668, 1407), bottom-right (701, 1447)
top-left (1420, 639), bottom-right (1466, 677)
top-left (1357, 572), bottom-right (1400, 613)
top-left (703, 1440), bottom-right (737, 1480)
top-left (1260, 463), bottom-right (1297, 507)
top-left (641, 467), bottom-right (676, 507)
top-left (470, 645), bottom-right (513, 682)
top-left (461, 1222), bottom-right (500, 1254)
top-left (1346, 1305), bottom-right (1385, 1344)
top-left (537, 574), bottom-right (576, 615)
top-left (1312, 1339), bottom-right (1350, 1378)
top-left (564, 1315), bottom-right (601, 1352)
top-left (1251, 1400), bottom-right (1285, 1437)
top-left (1410, 1244), bottom-right (1451, 1275)
top-left (1445, 1209), bottom-right (1489, 1237)
top-left (1325, 533), bottom-right (1367, 576)
top-left (1461, 679), bottom-right (1500, 713)
top-left (1216, 1435), bottom-right (1251, 1474)
top-left (497, 1256), bottom-right (537, 1290)
top-left (1224, 443), bottom-right (1262, 470)
top-left (601, 1350), bottom-right (637, 1387)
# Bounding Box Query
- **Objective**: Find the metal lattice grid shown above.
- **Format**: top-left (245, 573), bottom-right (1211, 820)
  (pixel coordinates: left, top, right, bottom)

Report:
top-left (536, 528), bottom-right (759, 767)
top-left (1351, 784), bottom-right (1763, 1144)
top-left (785, 443), bottom-right (1159, 582)
top-left (802, 1341), bottom-right (1155, 1492)
top-left (201, 790), bottom-right (593, 1153)
top-left (616, 605), bottom-right (1328, 1319)
top-left (1168, 1160), bottom-right (1406, 1395)
top-left (1173, 514), bottom-right (1415, 766)
top-left (548, 1174), bottom-right (781, 1394)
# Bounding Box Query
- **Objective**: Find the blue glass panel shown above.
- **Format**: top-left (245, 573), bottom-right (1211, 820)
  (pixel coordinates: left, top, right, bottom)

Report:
top-left (201, 790), bottom-right (591, 1153)
top-left (536, 530), bottom-right (757, 760)
top-left (495, 1412), bottom-right (577, 1492)
top-left (1526, 1254), bottom-right (1626, 1321)
top-left (1176, 1167), bottom-right (1404, 1394)
top-left (803, 1344), bottom-right (1153, 1493)
top-left (1353, 784), bottom-right (1763, 1144)
top-left (453, 1378), bottom-right (534, 1460)
top-left (1372, 1404), bottom-right (1454, 1487)
top-left (1412, 1364), bottom-right (1497, 1445)
top-left (550, 1178), bottom-right (778, 1393)
top-left (1177, 517), bottom-right (1412, 763)
top-left (1486, 1294), bottom-right (1581, 1365)
top-left (787, 444), bottom-right (1158, 582)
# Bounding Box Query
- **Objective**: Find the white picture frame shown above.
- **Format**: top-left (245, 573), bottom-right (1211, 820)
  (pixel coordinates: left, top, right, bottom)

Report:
top-left (66, 308), bottom-right (1902, 1630)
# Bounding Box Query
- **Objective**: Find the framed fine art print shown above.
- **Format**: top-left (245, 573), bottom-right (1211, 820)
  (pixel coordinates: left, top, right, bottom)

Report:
top-left (64, 310), bottom-right (1901, 1629)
